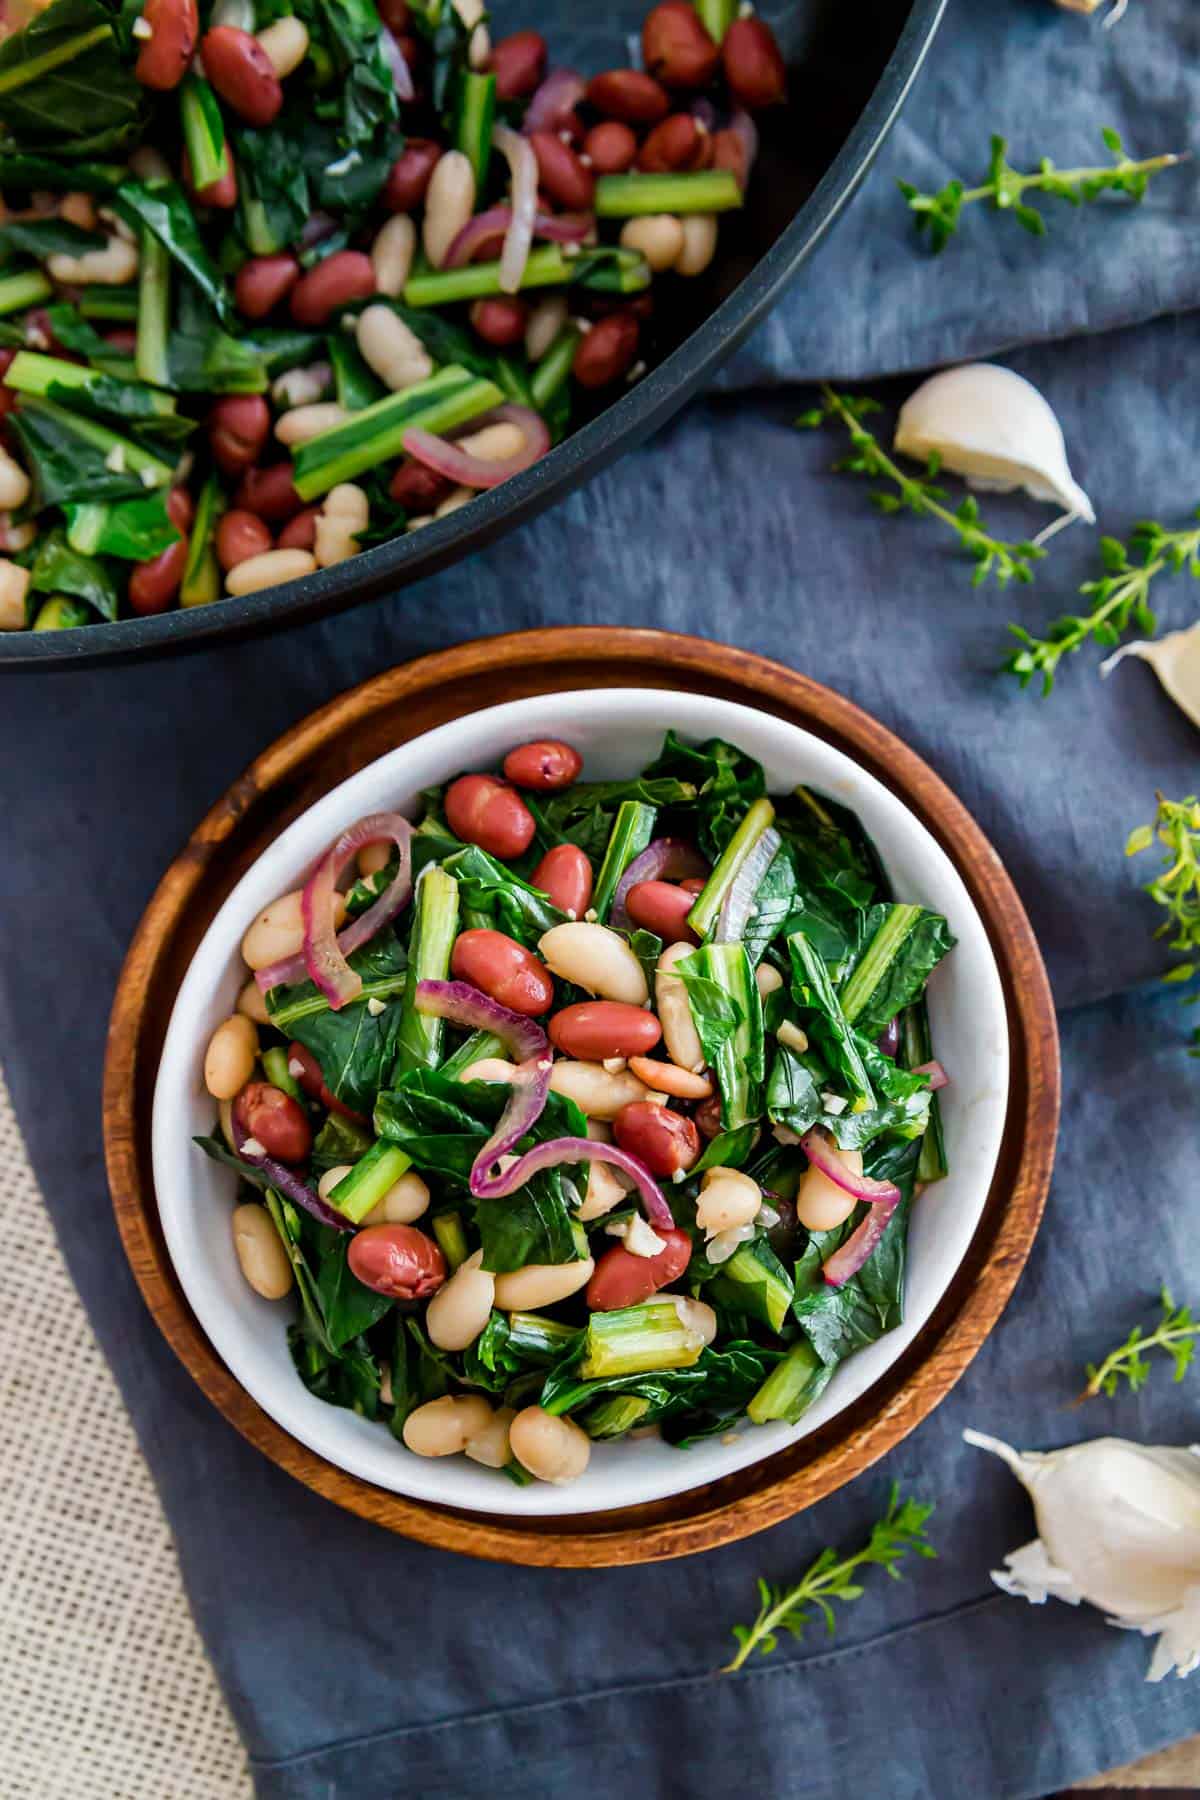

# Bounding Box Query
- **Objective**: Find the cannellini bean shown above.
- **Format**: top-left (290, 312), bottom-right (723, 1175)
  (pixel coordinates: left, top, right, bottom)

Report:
top-left (619, 213), bottom-right (685, 273)
top-left (453, 421), bottom-right (526, 462)
top-left (422, 148), bottom-right (475, 269)
top-left (271, 361), bottom-right (331, 409)
top-left (509, 1405), bottom-right (590, 1484)
top-left (777, 1020), bottom-right (809, 1054)
top-left (578, 1158), bottom-right (632, 1221)
top-left (538, 922), bottom-right (649, 1005)
top-left (402, 1393), bottom-right (493, 1457)
top-left (370, 214), bottom-right (416, 299)
top-left (626, 1055), bottom-right (712, 1100)
top-left (655, 941), bottom-right (704, 1073)
top-left (47, 234), bottom-right (139, 285)
top-left (756, 963), bottom-right (784, 998)
top-left (236, 978), bottom-right (270, 1025)
top-left (241, 886), bottom-right (347, 970)
top-left (458, 1056), bottom-right (519, 1083)
top-left (317, 1164), bottom-right (353, 1201)
top-left (492, 1257), bottom-right (594, 1310)
top-left (452, 0), bottom-right (489, 67)
top-left (795, 1148), bottom-right (862, 1231)
top-left (231, 1202), bottom-right (293, 1299)
top-left (314, 480), bottom-right (369, 568)
top-left (362, 1170), bottom-right (431, 1225)
top-left (274, 401), bottom-right (348, 446)
top-left (0, 515), bottom-right (35, 552)
top-left (696, 1166), bottom-right (762, 1234)
top-left (59, 191), bottom-right (97, 231)
top-left (358, 841), bottom-right (391, 877)
top-left (464, 1404), bottom-right (515, 1469)
top-left (425, 1248), bottom-right (495, 1351)
top-left (0, 559), bottom-right (30, 631)
top-left (204, 1013), bottom-right (259, 1099)
top-left (356, 303), bottom-right (434, 391)
top-left (0, 448), bottom-right (30, 512)
top-left (548, 1059), bottom-right (650, 1120)
top-left (129, 145), bottom-right (172, 182)
top-left (256, 14), bottom-right (308, 77)
top-left (524, 294), bottom-right (568, 362)
top-left (225, 547), bottom-right (317, 594)
top-left (656, 1293), bottom-right (717, 1345)
top-left (434, 486), bottom-right (474, 518)
top-left (674, 212), bottom-right (719, 276)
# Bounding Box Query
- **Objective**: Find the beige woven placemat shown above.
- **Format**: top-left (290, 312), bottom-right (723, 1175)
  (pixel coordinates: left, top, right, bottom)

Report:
top-left (0, 1063), bottom-right (1193, 1797)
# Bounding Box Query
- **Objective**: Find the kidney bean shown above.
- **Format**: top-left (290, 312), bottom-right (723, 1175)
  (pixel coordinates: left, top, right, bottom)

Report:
top-left (444, 773), bottom-right (535, 860)
top-left (488, 28), bottom-right (545, 100)
top-left (586, 1225), bottom-right (692, 1312)
top-left (102, 326), bottom-right (138, 356)
top-left (548, 1002), bottom-right (661, 1061)
top-left (586, 69), bottom-right (669, 125)
top-left (184, 148), bottom-right (238, 208)
top-left (348, 1223), bottom-right (446, 1300)
top-left (128, 534), bottom-right (187, 615)
top-left (528, 132), bottom-right (594, 211)
top-left (625, 880), bottom-right (698, 944)
top-left (277, 506), bottom-right (319, 550)
top-left (289, 250), bottom-right (375, 326)
top-left (613, 1100), bottom-right (700, 1176)
top-left (235, 252), bottom-right (300, 320)
top-left (286, 1041), bottom-right (365, 1123)
top-left (234, 461), bottom-right (304, 523)
top-left (583, 121), bottom-right (637, 174)
top-left (641, 1), bottom-right (719, 90)
top-left (531, 843), bottom-right (592, 918)
top-left (383, 138), bottom-right (442, 213)
top-left (208, 395), bottom-right (269, 477)
top-left (135, 0), bottom-right (198, 90)
top-left (376, 0), bottom-right (409, 31)
top-left (722, 16), bottom-right (786, 110)
top-left (469, 296), bottom-right (528, 348)
top-left (572, 311), bottom-right (639, 390)
top-left (451, 928), bottom-right (554, 1016)
top-left (680, 876), bottom-right (707, 895)
top-left (166, 486), bottom-right (194, 533)
top-left (388, 458), bottom-right (455, 514)
top-left (502, 738), bottom-right (583, 791)
top-left (201, 25), bottom-right (283, 125)
top-left (216, 509), bottom-right (273, 571)
top-left (694, 1093), bottom-right (723, 1139)
top-left (637, 113), bottom-right (704, 173)
top-left (709, 127), bottom-right (749, 190)
top-left (233, 1080), bottom-right (312, 1163)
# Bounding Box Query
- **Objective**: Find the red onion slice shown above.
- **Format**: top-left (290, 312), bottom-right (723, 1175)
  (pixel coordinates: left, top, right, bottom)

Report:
top-left (822, 1193), bottom-right (899, 1287)
top-left (413, 979), bottom-right (548, 1063)
top-left (442, 205), bottom-right (593, 269)
top-left (255, 811), bottom-right (413, 1005)
top-left (493, 124), bottom-right (537, 293)
top-left (799, 1127), bottom-right (902, 1205)
top-left (913, 1059), bottom-right (949, 1092)
top-left (729, 108), bottom-right (760, 179)
top-left (300, 211), bottom-right (338, 251)
top-left (876, 1017), bottom-right (901, 1059)
top-left (231, 1114), bottom-right (352, 1233)
top-left (714, 825), bottom-right (781, 944)
top-left (610, 838), bottom-right (708, 933)
top-left (470, 1136), bottom-right (675, 1231)
top-left (403, 403), bottom-right (550, 490)
top-left (380, 26), bottom-right (414, 101)
top-left (522, 67), bottom-right (585, 138)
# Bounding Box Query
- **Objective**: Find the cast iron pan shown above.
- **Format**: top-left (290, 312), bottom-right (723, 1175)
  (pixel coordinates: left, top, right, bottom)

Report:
top-left (3, 0), bottom-right (945, 669)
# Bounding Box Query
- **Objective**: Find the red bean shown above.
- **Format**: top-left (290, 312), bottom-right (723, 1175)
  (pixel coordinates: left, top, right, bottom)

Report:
top-left (277, 506), bottom-right (319, 551)
top-left (469, 296), bottom-right (528, 348)
top-left (586, 1226), bottom-right (692, 1311)
top-left (186, 149), bottom-right (238, 209)
top-left (209, 394), bottom-right (270, 476)
top-left (135, 0), bottom-right (198, 90)
top-left (613, 1101), bottom-right (700, 1176)
top-left (625, 881), bottom-right (698, 945)
top-left (528, 132), bottom-right (594, 211)
top-left (572, 311), bottom-right (640, 389)
top-left (103, 327), bottom-right (139, 355)
top-left (234, 462), bottom-right (304, 523)
top-left (444, 773), bottom-right (535, 860)
top-left (680, 876), bottom-right (706, 895)
top-left (694, 1094), bottom-right (723, 1139)
top-left (637, 113), bottom-right (703, 173)
top-left (201, 25), bottom-right (283, 125)
top-left (583, 121), bottom-right (638, 175)
top-left (709, 127), bottom-right (749, 190)
top-left (289, 251), bottom-right (375, 326)
top-left (641, 1), bottom-right (719, 90)
top-left (721, 16), bottom-right (786, 110)
top-left (348, 1224), bottom-right (446, 1300)
top-left (377, 0), bottom-right (409, 30)
top-left (488, 28), bottom-right (546, 100)
top-left (388, 459), bottom-right (455, 514)
top-left (383, 139), bottom-right (442, 213)
top-left (233, 1080), bottom-right (312, 1163)
top-left (128, 537), bottom-right (187, 615)
top-left (586, 69), bottom-right (670, 125)
top-left (502, 739), bottom-right (583, 791)
top-left (451, 928), bottom-right (554, 1016)
top-left (548, 1002), bottom-right (661, 1061)
top-left (531, 843), bottom-right (592, 918)
top-left (166, 486), bottom-right (194, 533)
top-left (216, 509), bottom-right (273, 571)
top-left (235, 253), bottom-right (300, 320)
top-left (286, 1041), bottom-right (366, 1123)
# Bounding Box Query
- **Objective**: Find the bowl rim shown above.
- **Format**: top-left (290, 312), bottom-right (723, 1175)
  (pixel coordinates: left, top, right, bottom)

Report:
top-left (103, 626), bottom-right (1059, 1564)
top-left (6, 0), bottom-right (948, 671)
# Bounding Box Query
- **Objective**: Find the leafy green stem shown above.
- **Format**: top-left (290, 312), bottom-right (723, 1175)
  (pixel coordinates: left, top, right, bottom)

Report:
top-left (1126, 793), bottom-right (1200, 995)
top-left (1079, 1287), bottom-right (1200, 1401)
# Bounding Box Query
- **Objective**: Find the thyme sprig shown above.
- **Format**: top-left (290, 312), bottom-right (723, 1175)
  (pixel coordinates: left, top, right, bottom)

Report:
top-left (1080, 1288), bottom-right (1200, 1401)
top-left (900, 129), bottom-right (1182, 253)
top-left (1127, 791), bottom-right (1200, 1000)
top-left (798, 388), bottom-right (1043, 588)
top-left (724, 1485), bottom-right (936, 1674)
top-left (1005, 514), bottom-right (1200, 694)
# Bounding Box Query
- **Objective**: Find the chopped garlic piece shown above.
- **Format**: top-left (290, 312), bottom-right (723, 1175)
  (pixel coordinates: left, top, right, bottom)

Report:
top-left (603, 1214), bottom-right (666, 1259)
top-left (366, 996), bottom-right (387, 1017)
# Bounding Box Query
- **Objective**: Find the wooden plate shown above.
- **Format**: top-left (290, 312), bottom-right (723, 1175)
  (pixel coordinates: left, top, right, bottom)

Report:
top-left (102, 627), bottom-right (1059, 1566)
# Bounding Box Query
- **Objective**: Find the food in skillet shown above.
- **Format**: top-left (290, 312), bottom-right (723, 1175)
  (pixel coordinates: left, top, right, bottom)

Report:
top-left (195, 731), bottom-right (955, 1487)
top-left (0, 0), bottom-right (784, 632)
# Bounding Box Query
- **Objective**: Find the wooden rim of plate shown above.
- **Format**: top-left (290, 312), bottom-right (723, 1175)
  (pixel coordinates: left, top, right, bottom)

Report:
top-left (102, 627), bottom-right (1059, 1567)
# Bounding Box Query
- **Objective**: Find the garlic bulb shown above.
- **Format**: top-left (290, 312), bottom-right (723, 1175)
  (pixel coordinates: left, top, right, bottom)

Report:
top-left (1101, 621), bottom-right (1200, 732)
top-left (966, 1429), bottom-right (1200, 1680)
top-left (895, 365), bottom-right (1095, 539)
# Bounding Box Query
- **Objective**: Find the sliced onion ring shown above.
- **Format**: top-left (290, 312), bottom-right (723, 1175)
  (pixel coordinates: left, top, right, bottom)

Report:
top-left (876, 1017), bottom-right (901, 1059)
top-left (522, 67), bottom-right (586, 137)
top-left (403, 403), bottom-right (550, 490)
top-left (493, 125), bottom-right (537, 293)
top-left (609, 838), bottom-right (708, 933)
top-left (231, 1114), bottom-right (352, 1233)
top-left (414, 979), bottom-right (552, 1184)
top-left (255, 811), bottom-right (413, 1007)
top-left (469, 1136), bottom-right (675, 1232)
top-left (913, 1059), bottom-right (949, 1092)
top-left (799, 1126), bottom-right (901, 1205)
top-left (380, 26), bottom-right (414, 101)
top-left (441, 205), bottom-right (593, 269)
top-left (715, 825), bottom-right (781, 944)
top-left (823, 1194), bottom-right (899, 1287)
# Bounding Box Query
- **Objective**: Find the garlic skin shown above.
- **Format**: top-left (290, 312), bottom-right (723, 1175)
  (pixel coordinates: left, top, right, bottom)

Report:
top-left (966, 1429), bottom-right (1200, 1680)
top-left (895, 365), bottom-right (1095, 535)
top-left (1101, 621), bottom-right (1200, 732)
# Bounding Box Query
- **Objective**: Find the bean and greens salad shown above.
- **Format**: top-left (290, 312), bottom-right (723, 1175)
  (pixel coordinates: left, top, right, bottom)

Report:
top-left (0, 0), bottom-right (783, 632)
top-left (196, 730), bottom-right (955, 1489)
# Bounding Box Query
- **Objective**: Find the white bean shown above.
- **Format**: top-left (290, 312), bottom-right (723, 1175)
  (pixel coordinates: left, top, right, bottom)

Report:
top-left (548, 1060), bottom-right (650, 1120)
top-left (434, 486), bottom-right (474, 518)
top-left (674, 212), bottom-right (719, 277)
top-left (539, 922), bottom-right (649, 1005)
top-left (47, 235), bottom-right (138, 285)
top-left (226, 548), bottom-right (317, 595)
top-left (362, 1170), bottom-right (430, 1225)
top-left (274, 401), bottom-right (348, 446)
top-left (256, 14), bottom-right (308, 77)
top-left (509, 1406), bottom-right (590, 1484)
top-left (422, 149), bottom-right (476, 269)
top-left (655, 941), bottom-right (704, 1073)
top-left (59, 191), bottom-right (97, 231)
top-left (453, 421), bottom-right (526, 463)
top-left (236, 979), bottom-right (270, 1025)
top-left (231, 1203), bottom-right (293, 1300)
top-left (370, 215), bottom-right (416, 298)
top-left (524, 294), bottom-right (568, 362)
top-left (756, 963), bottom-right (784, 999)
top-left (0, 559), bottom-right (30, 631)
top-left (314, 482), bottom-right (369, 568)
top-left (271, 362), bottom-right (331, 409)
top-left (204, 1013), bottom-right (259, 1099)
top-left (696, 1167), bottom-right (762, 1235)
top-left (578, 1159), bottom-right (632, 1221)
top-left (356, 304), bottom-right (434, 392)
top-left (795, 1149), bottom-right (861, 1231)
top-left (464, 1404), bottom-right (515, 1469)
top-left (492, 1258), bottom-right (594, 1310)
top-left (0, 515), bottom-right (35, 552)
top-left (657, 1294), bottom-right (718, 1345)
top-left (317, 1164), bottom-right (354, 1201)
top-left (402, 1393), bottom-right (493, 1457)
top-left (0, 448), bottom-right (30, 513)
top-left (241, 886), bottom-right (347, 970)
top-left (425, 1248), bottom-right (495, 1351)
top-left (458, 1057), bottom-right (518, 1083)
top-left (619, 214), bottom-right (685, 273)
top-left (777, 1020), bottom-right (809, 1054)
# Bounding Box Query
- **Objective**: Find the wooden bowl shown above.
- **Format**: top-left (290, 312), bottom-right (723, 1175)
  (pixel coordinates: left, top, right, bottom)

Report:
top-left (102, 627), bottom-right (1059, 1565)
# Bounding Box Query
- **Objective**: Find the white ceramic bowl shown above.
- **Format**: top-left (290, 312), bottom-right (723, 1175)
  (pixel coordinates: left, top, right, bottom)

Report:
top-left (152, 689), bottom-right (1009, 1517)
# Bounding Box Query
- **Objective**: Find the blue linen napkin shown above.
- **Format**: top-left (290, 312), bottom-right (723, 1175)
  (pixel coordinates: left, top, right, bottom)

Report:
top-left (4, 5), bottom-right (1200, 1795)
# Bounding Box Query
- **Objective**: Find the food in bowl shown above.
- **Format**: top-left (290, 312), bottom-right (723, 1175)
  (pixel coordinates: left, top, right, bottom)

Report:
top-left (194, 727), bottom-right (955, 1488)
top-left (0, 0), bottom-right (783, 634)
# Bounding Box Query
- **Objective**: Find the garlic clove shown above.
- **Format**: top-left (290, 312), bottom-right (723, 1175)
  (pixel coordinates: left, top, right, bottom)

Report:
top-left (895, 364), bottom-right (1095, 534)
top-left (1100, 620), bottom-right (1200, 731)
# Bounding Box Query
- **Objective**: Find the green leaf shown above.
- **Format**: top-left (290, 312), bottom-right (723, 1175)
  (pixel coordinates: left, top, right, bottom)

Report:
top-left (0, 0), bottom-right (147, 153)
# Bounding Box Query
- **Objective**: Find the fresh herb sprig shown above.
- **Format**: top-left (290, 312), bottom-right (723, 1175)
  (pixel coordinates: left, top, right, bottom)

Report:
top-left (798, 388), bottom-right (1043, 588)
top-left (1005, 514), bottom-right (1200, 694)
top-left (1127, 792), bottom-right (1200, 999)
top-left (723, 1485), bottom-right (936, 1674)
top-left (900, 129), bottom-right (1182, 253)
top-left (1079, 1287), bottom-right (1200, 1401)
